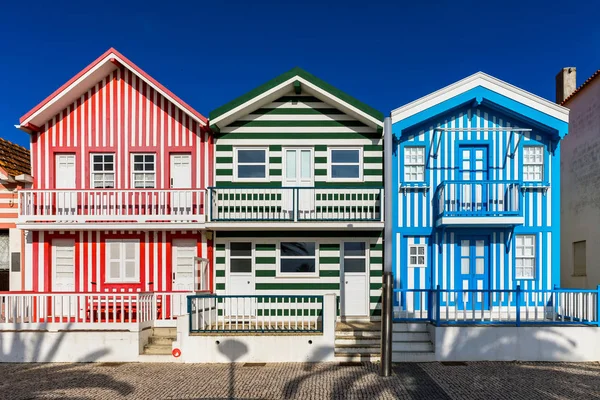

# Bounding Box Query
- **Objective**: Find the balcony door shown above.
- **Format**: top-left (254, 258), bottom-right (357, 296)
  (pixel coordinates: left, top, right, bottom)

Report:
top-left (456, 236), bottom-right (489, 310)
top-left (170, 154), bottom-right (192, 216)
top-left (459, 146), bottom-right (488, 213)
top-left (51, 239), bottom-right (76, 318)
top-left (55, 154), bottom-right (77, 217)
top-left (172, 239), bottom-right (196, 292)
top-left (283, 148), bottom-right (314, 219)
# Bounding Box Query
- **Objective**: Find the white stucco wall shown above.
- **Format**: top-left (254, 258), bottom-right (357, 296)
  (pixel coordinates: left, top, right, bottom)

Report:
top-left (561, 78), bottom-right (600, 288)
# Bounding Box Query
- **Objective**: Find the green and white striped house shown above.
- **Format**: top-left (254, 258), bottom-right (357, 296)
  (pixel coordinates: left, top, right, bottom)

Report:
top-left (208, 68), bottom-right (384, 319)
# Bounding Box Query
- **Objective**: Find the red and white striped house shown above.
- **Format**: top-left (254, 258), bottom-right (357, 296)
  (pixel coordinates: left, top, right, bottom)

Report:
top-left (16, 48), bottom-right (214, 296)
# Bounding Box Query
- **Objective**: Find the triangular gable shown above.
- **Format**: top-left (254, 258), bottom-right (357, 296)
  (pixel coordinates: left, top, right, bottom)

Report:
top-left (18, 48), bottom-right (207, 131)
top-left (209, 67), bottom-right (383, 130)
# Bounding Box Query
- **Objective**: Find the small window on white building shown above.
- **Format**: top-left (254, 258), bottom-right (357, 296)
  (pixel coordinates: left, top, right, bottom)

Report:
top-left (329, 148), bottom-right (362, 180)
top-left (408, 244), bottom-right (426, 268)
top-left (131, 154), bottom-right (156, 188)
top-left (523, 146), bottom-right (544, 182)
top-left (106, 239), bottom-right (140, 283)
top-left (279, 242), bottom-right (317, 276)
top-left (515, 235), bottom-right (536, 279)
top-left (404, 146), bottom-right (425, 182)
top-left (91, 154), bottom-right (115, 188)
top-left (573, 240), bottom-right (587, 277)
top-left (230, 242), bottom-right (252, 273)
top-left (234, 148), bottom-right (268, 180)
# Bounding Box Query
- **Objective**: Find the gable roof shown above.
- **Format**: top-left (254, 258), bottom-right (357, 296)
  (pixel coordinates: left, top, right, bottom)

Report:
top-left (561, 69), bottom-right (600, 105)
top-left (391, 72), bottom-right (569, 129)
top-left (209, 67), bottom-right (384, 130)
top-left (18, 48), bottom-right (207, 131)
top-left (0, 138), bottom-right (30, 178)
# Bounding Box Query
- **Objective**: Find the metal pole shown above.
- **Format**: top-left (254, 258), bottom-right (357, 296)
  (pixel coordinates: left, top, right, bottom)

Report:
top-left (381, 116), bottom-right (393, 376)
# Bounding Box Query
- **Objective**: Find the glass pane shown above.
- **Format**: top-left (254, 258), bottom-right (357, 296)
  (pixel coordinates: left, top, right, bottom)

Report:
top-left (418, 247), bottom-right (425, 255)
top-left (93, 155), bottom-right (102, 163)
top-left (344, 258), bottom-right (365, 273)
top-left (145, 155), bottom-right (153, 163)
top-left (93, 163), bottom-right (103, 171)
top-left (344, 242), bottom-right (365, 257)
top-left (461, 240), bottom-right (469, 256)
top-left (301, 150), bottom-right (311, 179)
top-left (286, 150), bottom-right (296, 179)
top-left (109, 243), bottom-right (120, 260)
top-left (461, 258), bottom-right (469, 274)
top-left (418, 256), bottom-right (425, 265)
top-left (476, 240), bottom-right (484, 257)
top-left (238, 149), bottom-right (265, 163)
top-left (332, 165), bottom-right (359, 178)
top-left (476, 258), bottom-right (484, 274)
top-left (134, 155), bottom-right (144, 163)
top-left (230, 258), bottom-right (252, 273)
top-left (280, 258), bottom-right (315, 273)
top-left (134, 162), bottom-right (144, 171)
top-left (409, 247), bottom-right (417, 255)
top-left (331, 149), bottom-right (359, 163)
top-left (281, 242), bottom-right (315, 257)
top-left (238, 165), bottom-right (266, 178)
top-left (125, 242), bottom-right (136, 259)
top-left (230, 242), bottom-right (252, 257)
top-left (410, 256), bottom-right (417, 264)
top-left (110, 262), bottom-right (120, 279)
top-left (125, 261), bottom-right (137, 278)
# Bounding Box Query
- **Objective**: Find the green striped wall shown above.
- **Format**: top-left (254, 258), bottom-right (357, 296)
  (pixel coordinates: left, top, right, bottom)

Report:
top-left (214, 232), bottom-right (383, 317)
top-left (214, 92), bottom-right (383, 188)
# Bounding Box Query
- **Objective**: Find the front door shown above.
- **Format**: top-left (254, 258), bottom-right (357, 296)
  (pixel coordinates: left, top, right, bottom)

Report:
top-left (459, 146), bottom-right (488, 213)
top-left (457, 236), bottom-right (489, 310)
top-left (170, 154), bottom-right (192, 216)
top-left (283, 148), bottom-right (314, 219)
top-left (341, 242), bottom-right (369, 317)
top-left (55, 154), bottom-right (76, 216)
top-left (52, 239), bottom-right (76, 318)
top-left (227, 242), bottom-right (254, 316)
top-left (172, 239), bottom-right (196, 291)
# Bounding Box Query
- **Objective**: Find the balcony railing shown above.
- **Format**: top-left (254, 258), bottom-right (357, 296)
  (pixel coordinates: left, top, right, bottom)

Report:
top-left (208, 187), bottom-right (383, 222)
top-left (18, 189), bottom-right (206, 224)
top-left (435, 180), bottom-right (521, 219)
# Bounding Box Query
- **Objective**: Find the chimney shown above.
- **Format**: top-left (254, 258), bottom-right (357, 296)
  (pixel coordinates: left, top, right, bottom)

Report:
top-left (556, 67), bottom-right (577, 104)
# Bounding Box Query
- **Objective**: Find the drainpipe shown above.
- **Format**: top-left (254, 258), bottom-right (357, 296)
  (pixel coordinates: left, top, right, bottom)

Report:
top-left (380, 116), bottom-right (393, 377)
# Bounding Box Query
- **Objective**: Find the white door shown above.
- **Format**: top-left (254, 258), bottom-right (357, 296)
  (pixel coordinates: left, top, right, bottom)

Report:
top-left (52, 239), bottom-right (76, 318)
top-left (283, 148), bottom-right (314, 219)
top-left (227, 242), bottom-right (254, 317)
top-left (172, 239), bottom-right (196, 291)
top-left (55, 154), bottom-right (76, 216)
top-left (340, 242), bottom-right (369, 317)
top-left (170, 154), bottom-right (192, 216)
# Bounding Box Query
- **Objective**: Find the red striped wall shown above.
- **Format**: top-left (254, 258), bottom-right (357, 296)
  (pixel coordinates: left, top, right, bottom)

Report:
top-left (0, 183), bottom-right (24, 229)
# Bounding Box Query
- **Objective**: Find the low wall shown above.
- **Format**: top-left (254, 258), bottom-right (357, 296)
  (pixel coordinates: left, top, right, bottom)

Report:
top-left (173, 293), bottom-right (337, 363)
top-left (435, 326), bottom-right (600, 362)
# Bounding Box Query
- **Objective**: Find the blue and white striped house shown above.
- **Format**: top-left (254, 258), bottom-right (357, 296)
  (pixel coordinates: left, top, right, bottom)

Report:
top-left (390, 72), bottom-right (570, 315)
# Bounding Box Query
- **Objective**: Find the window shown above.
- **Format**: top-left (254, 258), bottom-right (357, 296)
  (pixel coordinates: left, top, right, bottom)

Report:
top-left (408, 244), bottom-right (426, 268)
top-left (91, 154), bottom-right (115, 188)
top-left (0, 231), bottom-right (9, 271)
top-left (106, 240), bottom-right (140, 283)
top-left (573, 241), bottom-right (587, 277)
top-left (230, 242), bottom-right (252, 273)
top-left (342, 242), bottom-right (367, 273)
top-left (523, 146), bottom-right (543, 182)
top-left (515, 235), bottom-right (536, 279)
top-left (234, 148), bottom-right (268, 180)
top-left (329, 148), bottom-right (362, 180)
top-left (131, 154), bottom-right (155, 188)
top-left (279, 242), bottom-right (317, 276)
top-left (404, 147), bottom-right (425, 182)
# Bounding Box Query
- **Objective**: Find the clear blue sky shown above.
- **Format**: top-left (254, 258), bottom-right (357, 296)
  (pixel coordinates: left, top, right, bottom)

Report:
top-left (1, 0), bottom-right (599, 147)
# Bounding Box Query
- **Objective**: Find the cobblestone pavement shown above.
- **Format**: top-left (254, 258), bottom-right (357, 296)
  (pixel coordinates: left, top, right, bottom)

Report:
top-left (0, 361), bottom-right (599, 399)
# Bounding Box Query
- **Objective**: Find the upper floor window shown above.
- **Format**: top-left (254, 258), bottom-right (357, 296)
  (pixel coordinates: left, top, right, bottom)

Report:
top-left (523, 146), bottom-right (543, 182)
top-left (329, 148), bottom-right (362, 180)
top-left (91, 154), bottom-right (115, 188)
top-left (234, 148), bottom-right (268, 181)
top-left (404, 146), bottom-right (425, 182)
top-left (132, 154), bottom-right (155, 188)
top-left (515, 235), bottom-right (535, 279)
top-left (408, 244), bottom-right (426, 268)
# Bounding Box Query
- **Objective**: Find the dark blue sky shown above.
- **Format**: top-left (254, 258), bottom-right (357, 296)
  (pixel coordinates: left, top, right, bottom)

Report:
top-left (1, 0), bottom-right (598, 147)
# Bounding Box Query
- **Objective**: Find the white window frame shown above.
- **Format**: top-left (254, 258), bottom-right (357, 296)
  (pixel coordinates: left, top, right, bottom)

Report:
top-left (407, 244), bottom-right (427, 268)
top-left (90, 153), bottom-right (115, 189)
top-left (515, 234), bottom-right (536, 280)
top-left (105, 239), bottom-right (140, 283)
top-left (403, 146), bottom-right (426, 182)
top-left (327, 147), bottom-right (363, 182)
top-left (131, 153), bottom-right (156, 188)
top-left (277, 241), bottom-right (319, 278)
top-left (233, 147), bottom-right (269, 182)
top-left (228, 242), bottom-right (253, 275)
top-left (523, 146), bottom-right (544, 182)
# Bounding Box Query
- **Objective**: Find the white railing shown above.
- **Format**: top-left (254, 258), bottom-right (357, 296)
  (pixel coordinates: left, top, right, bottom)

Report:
top-left (189, 295), bottom-right (324, 333)
top-left (209, 187), bottom-right (383, 222)
top-left (18, 189), bottom-right (206, 223)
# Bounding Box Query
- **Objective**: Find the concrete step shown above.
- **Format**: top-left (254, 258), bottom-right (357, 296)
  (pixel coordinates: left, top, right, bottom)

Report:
top-left (335, 338), bottom-right (380, 347)
top-left (392, 351), bottom-right (436, 363)
top-left (153, 327), bottom-right (177, 337)
top-left (392, 341), bottom-right (434, 352)
top-left (393, 323), bottom-right (429, 333)
top-left (335, 322), bottom-right (379, 332)
top-left (148, 335), bottom-right (176, 346)
top-left (335, 330), bottom-right (381, 339)
top-left (334, 347), bottom-right (380, 355)
top-left (334, 353), bottom-right (381, 361)
top-left (143, 344), bottom-right (172, 355)
top-left (392, 332), bottom-right (430, 342)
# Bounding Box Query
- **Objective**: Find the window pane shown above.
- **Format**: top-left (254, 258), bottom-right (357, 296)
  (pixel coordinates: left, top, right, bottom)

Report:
top-left (109, 243), bottom-right (120, 260)
top-left (134, 162), bottom-right (144, 171)
top-left (461, 258), bottom-right (469, 274)
top-left (93, 163), bottom-right (103, 171)
top-left (286, 150), bottom-right (296, 179)
top-left (125, 242), bottom-right (136, 259)
top-left (230, 258), bottom-right (252, 273)
top-left (332, 165), bottom-right (360, 178)
top-left (301, 150), bottom-right (311, 179)
top-left (409, 246), bottom-right (416, 255)
top-left (238, 149), bottom-right (265, 163)
top-left (332, 149), bottom-right (359, 163)
top-left (134, 155), bottom-right (143, 163)
top-left (344, 242), bottom-right (365, 257)
top-left (231, 242), bottom-right (252, 257)
top-left (93, 155), bottom-right (102, 163)
top-left (238, 165), bottom-right (266, 178)
top-left (110, 262), bottom-right (120, 279)
top-left (281, 242), bottom-right (315, 257)
top-left (344, 258), bottom-right (365, 273)
top-left (280, 258), bottom-right (316, 273)
top-left (125, 261), bottom-right (137, 278)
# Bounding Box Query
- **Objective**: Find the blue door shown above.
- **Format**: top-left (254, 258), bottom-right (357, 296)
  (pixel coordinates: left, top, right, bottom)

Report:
top-left (457, 236), bottom-right (489, 310)
top-left (459, 146), bottom-right (488, 214)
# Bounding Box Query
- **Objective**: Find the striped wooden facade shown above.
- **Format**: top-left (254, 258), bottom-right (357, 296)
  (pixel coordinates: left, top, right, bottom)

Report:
top-left (0, 185), bottom-right (21, 228)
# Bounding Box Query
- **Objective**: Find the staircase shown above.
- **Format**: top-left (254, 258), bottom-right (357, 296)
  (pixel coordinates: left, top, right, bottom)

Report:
top-left (143, 327), bottom-right (177, 355)
top-left (391, 322), bottom-right (436, 362)
top-left (334, 321), bottom-right (381, 361)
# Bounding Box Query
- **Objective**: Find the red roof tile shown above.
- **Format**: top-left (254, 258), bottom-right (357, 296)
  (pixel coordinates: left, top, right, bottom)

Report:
top-left (0, 138), bottom-right (30, 177)
top-left (561, 69), bottom-right (600, 105)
